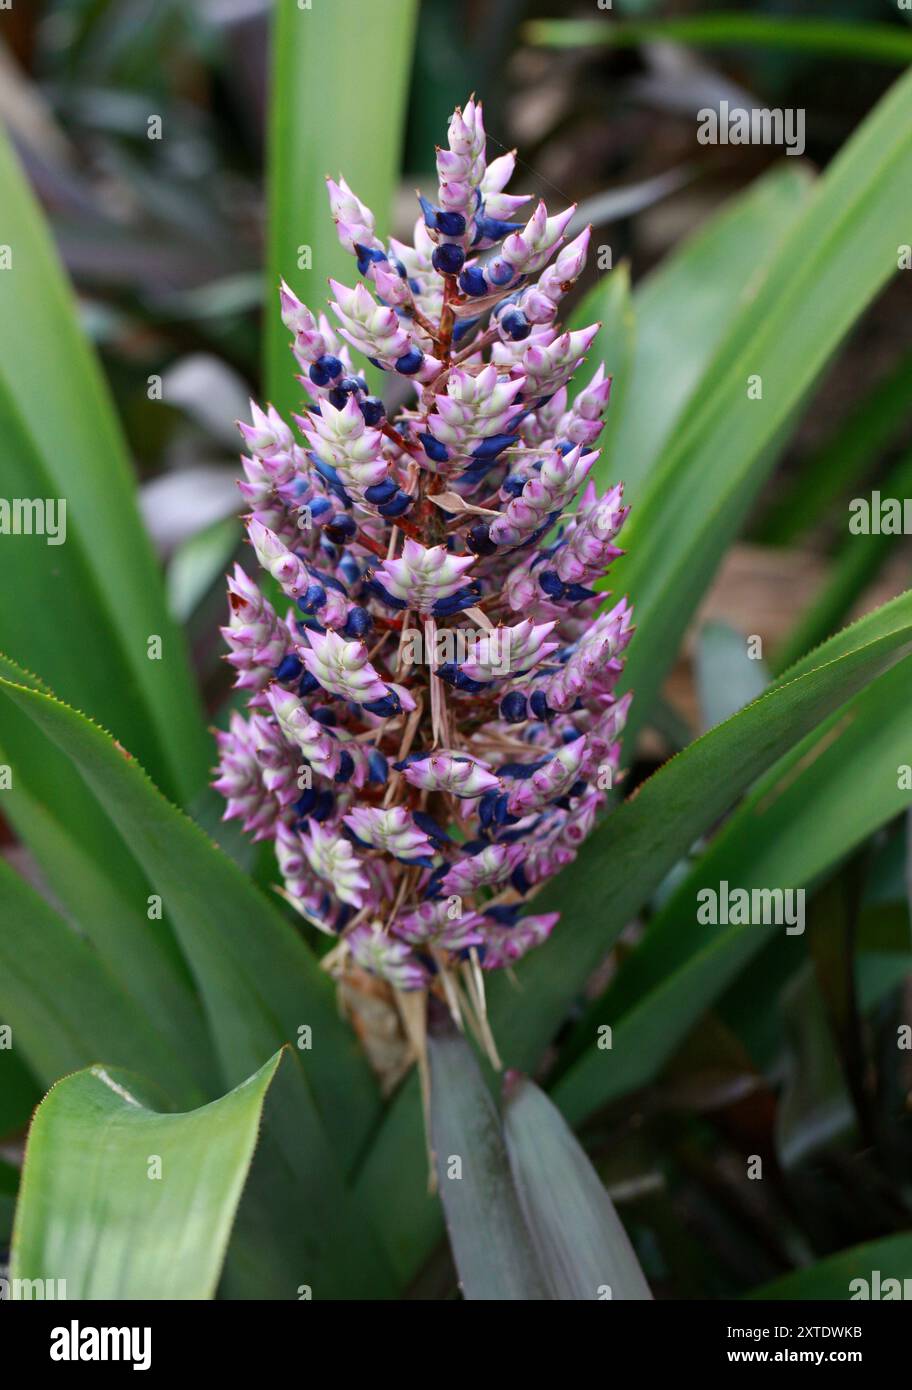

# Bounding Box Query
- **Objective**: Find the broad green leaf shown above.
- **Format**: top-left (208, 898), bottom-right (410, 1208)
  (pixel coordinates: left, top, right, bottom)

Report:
top-left (525, 15), bottom-right (912, 64)
top-left (360, 594), bottom-right (912, 1284)
top-left (696, 620), bottom-right (768, 731)
top-left (0, 858), bottom-right (202, 1105)
top-left (0, 654), bottom-right (217, 1096)
top-left (491, 591), bottom-right (912, 1073)
top-left (353, 1069), bottom-right (443, 1286)
top-left (756, 343), bottom-right (912, 546)
top-left (749, 1234), bottom-right (912, 1300)
top-left (613, 67), bottom-right (912, 736)
top-left (0, 122), bottom-right (207, 805)
top-left (772, 446), bottom-right (912, 674)
top-left (266, 0), bottom-right (418, 414)
top-left (553, 641), bottom-right (912, 1124)
top-left (1, 678), bottom-right (395, 1292)
top-left (220, 1057), bottom-right (395, 1300)
top-left (428, 1022), bottom-right (550, 1300)
top-left (502, 1074), bottom-right (652, 1301)
top-left (585, 165), bottom-right (812, 498)
top-left (10, 1052), bottom-right (282, 1299)
top-left (0, 675), bottom-right (380, 1171)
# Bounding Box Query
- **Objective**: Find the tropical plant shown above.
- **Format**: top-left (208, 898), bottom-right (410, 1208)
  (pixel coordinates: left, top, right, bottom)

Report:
top-left (1, 2), bottom-right (911, 1301)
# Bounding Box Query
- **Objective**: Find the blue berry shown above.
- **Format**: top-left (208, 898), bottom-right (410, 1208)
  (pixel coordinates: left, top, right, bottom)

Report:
top-left (394, 349), bottom-right (424, 375)
top-left (316, 353), bottom-right (342, 379)
top-left (432, 243), bottom-right (466, 275)
top-left (501, 309), bottom-right (531, 341)
top-left (459, 266), bottom-right (488, 297)
top-left (326, 513), bottom-right (356, 540)
top-left (274, 654), bottom-right (303, 683)
top-left (359, 396), bottom-right (386, 425)
top-left (501, 692), bottom-right (528, 723)
top-left (436, 210), bottom-right (467, 237)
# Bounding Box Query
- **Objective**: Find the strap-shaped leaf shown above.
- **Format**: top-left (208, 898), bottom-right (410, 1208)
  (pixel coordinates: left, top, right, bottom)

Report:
top-left (553, 641), bottom-right (912, 1123)
top-left (0, 654), bottom-right (218, 1096)
top-left (772, 446), bottom-right (912, 673)
top-left (526, 14), bottom-right (912, 64)
top-left (0, 675), bottom-right (381, 1170)
top-left (579, 164), bottom-right (812, 499)
top-left (749, 1234), bottom-right (912, 1300)
top-left (0, 676), bottom-right (397, 1296)
top-left (0, 123), bottom-right (207, 805)
top-left (10, 1052), bottom-right (282, 1299)
top-left (266, 0), bottom-right (418, 413)
top-left (428, 1022), bottom-right (550, 1300)
top-left (0, 859), bottom-right (203, 1106)
top-left (503, 1074), bottom-right (651, 1301)
top-left (490, 593), bottom-right (912, 1072)
top-left (614, 65), bottom-right (912, 736)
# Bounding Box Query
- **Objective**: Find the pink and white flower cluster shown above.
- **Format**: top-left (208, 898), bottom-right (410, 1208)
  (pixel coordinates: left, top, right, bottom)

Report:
top-left (214, 97), bottom-right (633, 998)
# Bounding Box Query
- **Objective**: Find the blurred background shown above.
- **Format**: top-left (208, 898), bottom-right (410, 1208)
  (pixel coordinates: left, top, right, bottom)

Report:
top-left (1, 0), bottom-right (911, 1298)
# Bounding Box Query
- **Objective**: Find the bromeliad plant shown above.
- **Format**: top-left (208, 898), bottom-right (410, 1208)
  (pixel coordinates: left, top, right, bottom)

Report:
top-left (2, 4), bottom-right (912, 1301)
top-left (216, 96), bottom-right (632, 1046)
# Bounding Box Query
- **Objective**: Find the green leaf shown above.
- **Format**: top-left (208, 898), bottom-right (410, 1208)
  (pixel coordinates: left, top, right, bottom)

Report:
top-left (749, 1234), bottom-right (912, 1300)
top-left (0, 858), bottom-right (203, 1105)
top-left (552, 636), bottom-right (912, 1124)
top-left (524, 15), bottom-right (912, 64)
top-left (613, 67), bottom-right (912, 737)
top-left (586, 165), bottom-right (812, 500)
top-left (220, 1055), bottom-right (395, 1300)
top-left (0, 1158), bottom-right (18, 1246)
top-left (0, 1040), bottom-right (40, 1139)
top-left (428, 1022), bottom-right (550, 1300)
top-left (0, 653), bottom-right (218, 1097)
top-left (0, 122), bottom-right (207, 805)
top-left (352, 1069), bottom-right (443, 1286)
top-left (266, 0), bottom-right (418, 414)
top-left (696, 620), bottom-right (769, 731)
top-left (502, 1074), bottom-right (652, 1301)
top-left (775, 963), bottom-right (854, 1171)
top-left (0, 674), bottom-right (397, 1294)
top-left (491, 591), bottom-right (912, 1074)
top-left (755, 343), bottom-right (912, 546)
top-left (772, 446), bottom-right (912, 674)
top-left (10, 1052), bottom-right (282, 1299)
top-left (166, 516), bottom-right (239, 623)
top-left (0, 674), bottom-right (380, 1170)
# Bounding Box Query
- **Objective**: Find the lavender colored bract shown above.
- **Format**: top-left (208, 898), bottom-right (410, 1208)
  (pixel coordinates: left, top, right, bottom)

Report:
top-left (215, 96), bottom-right (633, 1014)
